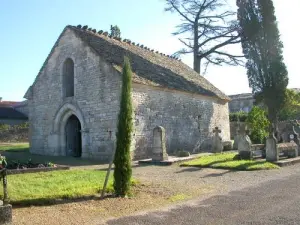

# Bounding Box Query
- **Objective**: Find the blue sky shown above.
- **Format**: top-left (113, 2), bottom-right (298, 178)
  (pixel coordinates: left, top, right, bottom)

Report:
top-left (0, 0), bottom-right (299, 101)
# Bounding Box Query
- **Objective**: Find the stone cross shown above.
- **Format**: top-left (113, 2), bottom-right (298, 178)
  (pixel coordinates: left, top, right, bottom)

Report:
top-left (152, 126), bottom-right (168, 161)
top-left (212, 127), bottom-right (223, 153)
top-left (213, 127), bottom-right (221, 136)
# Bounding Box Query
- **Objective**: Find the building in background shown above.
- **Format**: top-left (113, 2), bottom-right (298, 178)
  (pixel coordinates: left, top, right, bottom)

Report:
top-left (0, 98), bottom-right (28, 125)
top-left (228, 88), bottom-right (300, 113)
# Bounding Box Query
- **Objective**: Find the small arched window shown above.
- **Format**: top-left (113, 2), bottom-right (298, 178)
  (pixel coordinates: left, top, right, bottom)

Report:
top-left (63, 58), bottom-right (74, 97)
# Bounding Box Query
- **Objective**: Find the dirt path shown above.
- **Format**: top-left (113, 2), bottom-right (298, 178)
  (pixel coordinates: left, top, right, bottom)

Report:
top-left (12, 163), bottom-right (300, 225)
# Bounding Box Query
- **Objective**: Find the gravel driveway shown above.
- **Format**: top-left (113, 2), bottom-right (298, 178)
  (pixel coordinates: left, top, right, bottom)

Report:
top-left (13, 163), bottom-right (300, 225)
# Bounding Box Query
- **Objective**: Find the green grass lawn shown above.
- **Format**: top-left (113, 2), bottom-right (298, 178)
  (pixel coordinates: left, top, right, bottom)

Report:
top-left (181, 152), bottom-right (279, 170)
top-left (0, 169), bottom-right (114, 205)
top-left (0, 143), bottom-right (29, 152)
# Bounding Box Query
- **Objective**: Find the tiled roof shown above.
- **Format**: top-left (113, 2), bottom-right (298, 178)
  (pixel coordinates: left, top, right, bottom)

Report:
top-left (0, 101), bottom-right (20, 107)
top-left (0, 107), bottom-right (28, 120)
top-left (67, 25), bottom-right (230, 101)
top-left (228, 93), bottom-right (253, 100)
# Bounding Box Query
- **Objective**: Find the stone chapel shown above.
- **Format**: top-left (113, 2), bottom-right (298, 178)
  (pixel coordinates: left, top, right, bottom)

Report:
top-left (24, 25), bottom-right (230, 160)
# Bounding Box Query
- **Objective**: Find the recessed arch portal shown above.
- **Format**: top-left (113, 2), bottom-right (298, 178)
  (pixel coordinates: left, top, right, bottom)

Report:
top-left (52, 103), bottom-right (88, 157)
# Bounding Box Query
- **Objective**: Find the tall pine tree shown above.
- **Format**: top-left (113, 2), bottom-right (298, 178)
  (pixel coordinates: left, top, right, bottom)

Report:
top-left (237, 0), bottom-right (288, 133)
top-left (113, 56), bottom-right (133, 197)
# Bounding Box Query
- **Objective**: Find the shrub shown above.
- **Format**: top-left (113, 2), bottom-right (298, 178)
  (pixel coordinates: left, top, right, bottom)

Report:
top-left (0, 155), bottom-right (7, 168)
top-left (113, 57), bottom-right (133, 197)
top-left (176, 150), bottom-right (190, 157)
top-left (229, 111), bottom-right (248, 122)
top-left (0, 123), bottom-right (10, 131)
top-left (246, 106), bottom-right (269, 144)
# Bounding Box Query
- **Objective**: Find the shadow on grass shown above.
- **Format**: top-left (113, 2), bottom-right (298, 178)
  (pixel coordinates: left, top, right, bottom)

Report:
top-left (182, 158), bottom-right (278, 171)
top-left (181, 159), bottom-right (234, 168)
top-left (214, 161), bottom-right (276, 171)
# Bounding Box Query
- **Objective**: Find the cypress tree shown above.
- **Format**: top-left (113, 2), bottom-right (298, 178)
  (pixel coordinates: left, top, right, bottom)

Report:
top-left (236, 0), bottom-right (288, 133)
top-left (113, 56), bottom-right (133, 197)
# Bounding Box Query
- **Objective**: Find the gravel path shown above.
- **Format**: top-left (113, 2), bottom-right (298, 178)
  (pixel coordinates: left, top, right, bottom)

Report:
top-left (13, 163), bottom-right (300, 225)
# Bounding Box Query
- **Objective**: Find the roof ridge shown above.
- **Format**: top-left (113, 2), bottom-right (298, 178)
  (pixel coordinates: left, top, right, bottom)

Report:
top-left (70, 25), bottom-right (182, 62)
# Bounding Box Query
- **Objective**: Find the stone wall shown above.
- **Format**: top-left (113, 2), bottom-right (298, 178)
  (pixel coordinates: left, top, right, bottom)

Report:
top-left (132, 84), bottom-right (230, 159)
top-left (0, 127), bottom-right (28, 142)
top-left (230, 122), bottom-right (247, 139)
top-left (27, 28), bottom-right (121, 161)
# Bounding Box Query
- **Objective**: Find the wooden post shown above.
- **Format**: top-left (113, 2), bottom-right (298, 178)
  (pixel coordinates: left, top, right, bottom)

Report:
top-left (101, 147), bottom-right (116, 198)
top-left (2, 169), bottom-right (8, 205)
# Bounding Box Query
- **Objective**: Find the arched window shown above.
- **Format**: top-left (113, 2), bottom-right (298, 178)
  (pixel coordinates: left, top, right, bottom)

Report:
top-left (63, 58), bottom-right (74, 97)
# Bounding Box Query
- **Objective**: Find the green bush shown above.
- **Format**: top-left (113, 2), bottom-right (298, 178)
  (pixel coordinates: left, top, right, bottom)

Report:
top-left (229, 111), bottom-right (248, 122)
top-left (246, 106), bottom-right (269, 144)
top-left (113, 57), bottom-right (133, 197)
top-left (0, 123), bottom-right (10, 131)
top-left (176, 150), bottom-right (190, 157)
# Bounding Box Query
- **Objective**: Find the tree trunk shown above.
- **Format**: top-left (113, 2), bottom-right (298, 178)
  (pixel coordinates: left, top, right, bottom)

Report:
top-left (194, 55), bottom-right (201, 74)
top-left (193, 20), bottom-right (201, 74)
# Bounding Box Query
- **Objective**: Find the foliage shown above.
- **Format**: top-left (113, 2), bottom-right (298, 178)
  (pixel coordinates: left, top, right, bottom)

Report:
top-left (229, 111), bottom-right (248, 122)
top-left (113, 57), bottom-right (133, 197)
top-left (110, 25), bottom-right (121, 38)
top-left (181, 152), bottom-right (279, 170)
top-left (5, 158), bottom-right (56, 170)
top-left (0, 155), bottom-right (7, 168)
top-left (278, 89), bottom-right (300, 121)
top-left (237, 0), bottom-right (288, 130)
top-left (0, 123), bottom-right (10, 130)
top-left (0, 170), bottom-right (114, 206)
top-left (176, 150), bottom-right (190, 157)
top-left (0, 122), bottom-right (29, 131)
top-left (165, 0), bottom-right (242, 74)
top-left (246, 106), bottom-right (269, 144)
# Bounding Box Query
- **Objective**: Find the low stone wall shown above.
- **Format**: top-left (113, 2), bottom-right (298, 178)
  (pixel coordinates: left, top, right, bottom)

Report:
top-left (7, 166), bottom-right (70, 175)
top-left (0, 126), bottom-right (28, 142)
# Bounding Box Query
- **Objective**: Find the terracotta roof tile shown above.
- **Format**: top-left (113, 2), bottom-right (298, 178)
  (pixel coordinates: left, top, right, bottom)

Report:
top-left (69, 25), bottom-right (230, 101)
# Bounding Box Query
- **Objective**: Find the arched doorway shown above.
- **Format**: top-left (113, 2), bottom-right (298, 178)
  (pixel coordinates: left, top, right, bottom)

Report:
top-left (65, 115), bottom-right (82, 157)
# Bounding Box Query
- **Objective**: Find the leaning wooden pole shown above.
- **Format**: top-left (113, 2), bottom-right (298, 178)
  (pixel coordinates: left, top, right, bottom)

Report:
top-left (2, 169), bottom-right (8, 205)
top-left (101, 147), bottom-right (116, 198)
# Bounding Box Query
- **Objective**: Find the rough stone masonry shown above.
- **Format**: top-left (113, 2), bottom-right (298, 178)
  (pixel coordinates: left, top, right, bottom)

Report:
top-left (24, 25), bottom-right (230, 161)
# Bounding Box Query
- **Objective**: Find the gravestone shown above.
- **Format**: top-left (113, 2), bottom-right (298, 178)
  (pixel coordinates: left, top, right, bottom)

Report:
top-left (233, 119), bottom-right (241, 150)
top-left (238, 131), bottom-right (252, 159)
top-left (0, 168), bottom-right (12, 225)
top-left (212, 127), bottom-right (223, 153)
top-left (289, 126), bottom-right (300, 155)
top-left (152, 126), bottom-right (168, 161)
top-left (266, 134), bottom-right (278, 162)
